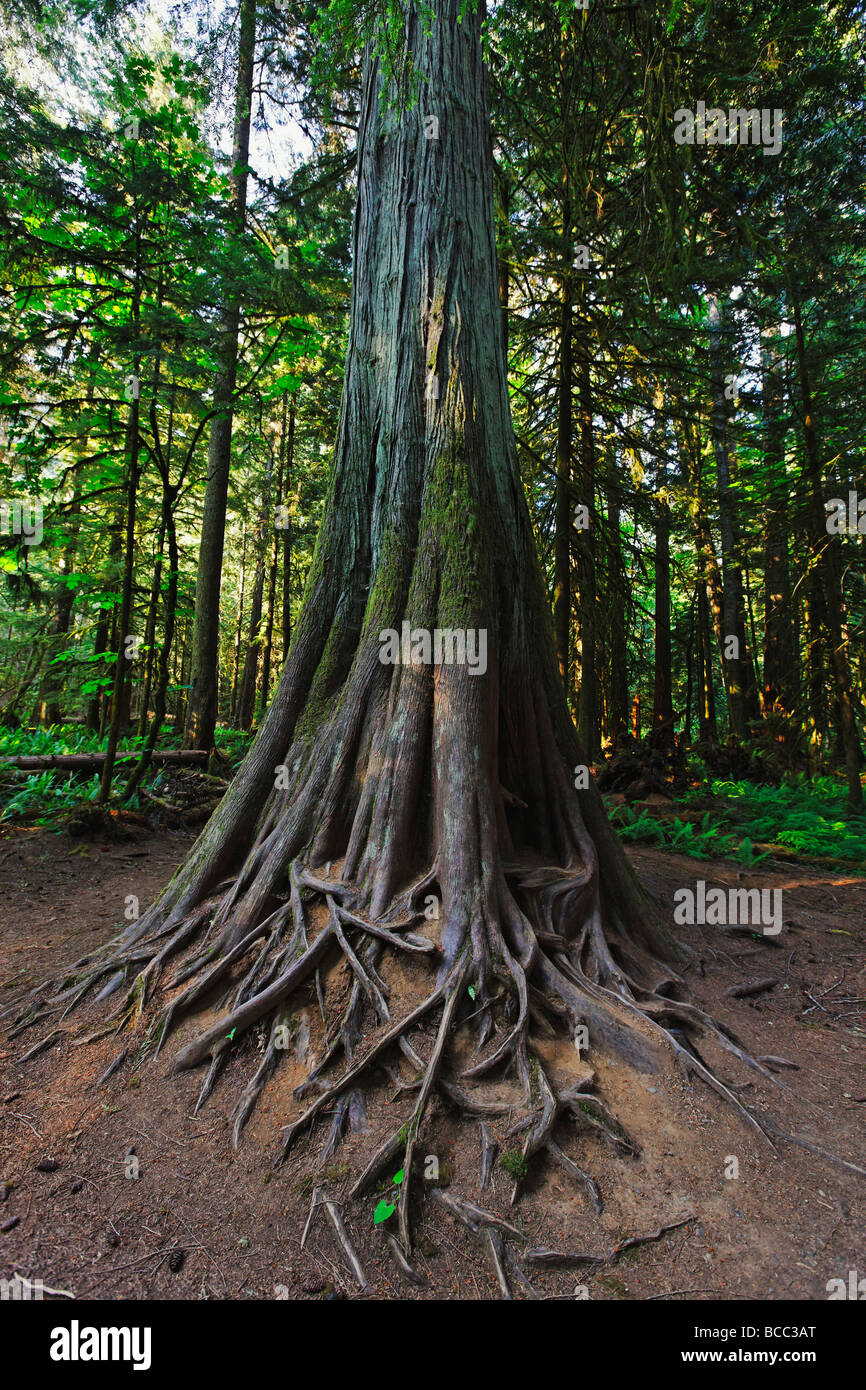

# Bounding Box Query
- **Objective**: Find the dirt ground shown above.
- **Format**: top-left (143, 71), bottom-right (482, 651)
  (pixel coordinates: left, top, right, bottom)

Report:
top-left (0, 822), bottom-right (863, 1302)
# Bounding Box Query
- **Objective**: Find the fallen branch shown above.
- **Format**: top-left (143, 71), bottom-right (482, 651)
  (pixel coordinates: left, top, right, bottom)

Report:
top-left (725, 977), bottom-right (778, 999)
top-left (609, 1216), bottom-right (695, 1261)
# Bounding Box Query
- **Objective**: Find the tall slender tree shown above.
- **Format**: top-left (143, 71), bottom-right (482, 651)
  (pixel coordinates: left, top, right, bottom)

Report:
top-left (184, 0), bottom-right (257, 750)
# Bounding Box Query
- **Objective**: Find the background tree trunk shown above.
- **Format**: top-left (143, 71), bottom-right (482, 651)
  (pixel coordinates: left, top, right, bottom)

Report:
top-left (697, 580), bottom-right (716, 742)
top-left (760, 322), bottom-right (794, 719)
top-left (261, 394), bottom-right (289, 712)
top-left (553, 245), bottom-right (573, 690)
top-left (236, 522), bottom-right (267, 731)
top-left (38, 487), bottom-right (80, 726)
top-left (652, 490), bottom-right (674, 751)
top-left (576, 349), bottom-right (598, 757)
top-left (99, 219), bottom-right (143, 803)
top-left (183, 0), bottom-right (256, 751)
top-left (708, 292), bottom-right (753, 739)
top-left (603, 459), bottom-right (629, 748)
top-left (281, 401), bottom-right (296, 661)
top-left (791, 286), bottom-right (862, 808)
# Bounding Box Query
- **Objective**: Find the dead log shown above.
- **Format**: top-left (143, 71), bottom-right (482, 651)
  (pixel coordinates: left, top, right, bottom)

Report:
top-left (0, 750), bottom-right (209, 772)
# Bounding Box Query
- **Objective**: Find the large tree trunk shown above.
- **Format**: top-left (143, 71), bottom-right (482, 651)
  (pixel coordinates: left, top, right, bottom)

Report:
top-left (125, 5), bottom-right (667, 976)
top-left (25, 1), bottom-right (772, 1265)
top-left (183, 0), bottom-right (256, 751)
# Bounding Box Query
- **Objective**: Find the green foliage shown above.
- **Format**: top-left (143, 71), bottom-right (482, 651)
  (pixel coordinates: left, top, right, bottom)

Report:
top-left (609, 803), bottom-right (739, 858)
top-left (0, 2), bottom-right (349, 752)
top-left (0, 723), bottom-right (160, 822)
top-left (0, 725), bottom-right (148, 756)
top-left (213, 729), bottom-right (254, 769)
top-left (0, 769), bottom-right (101, 822)
top-left (690, 778), bottom-right (866, 866)
top-left (608, 776), bottom-right (866, 869)
top-left (499, 1150), bottom-right (528, 1182)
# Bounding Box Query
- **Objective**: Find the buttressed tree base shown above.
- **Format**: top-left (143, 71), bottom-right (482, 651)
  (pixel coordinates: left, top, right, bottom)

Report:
top-left (17, 0), bottom-right (798, 1277)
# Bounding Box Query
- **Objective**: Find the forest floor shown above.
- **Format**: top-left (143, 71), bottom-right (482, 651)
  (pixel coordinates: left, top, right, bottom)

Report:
top-left (0, 821), bottom-right (864, 1302)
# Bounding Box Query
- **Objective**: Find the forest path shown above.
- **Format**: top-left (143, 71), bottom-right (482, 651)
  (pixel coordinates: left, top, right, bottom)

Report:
top-left (0, 826), bottom-right (863, 1300)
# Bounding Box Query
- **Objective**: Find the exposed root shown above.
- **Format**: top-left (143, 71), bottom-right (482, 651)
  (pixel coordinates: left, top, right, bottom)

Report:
top-left (430, 1187), bottom-right (526, 1242)
top-left (397, 960), bottom-right (467, 1251)
top-left (301, 1186), bottom-right (370, 1293)
top-left (172, 917), bottom-right (336, 1072)
top-left (503, 1246), bottom-right (539, 1299)
top-left (522, 1247), bottom-right (604, 1269)
top-left (610, 1216), bottom-right (696, 1261)
top-left (275, 979), bottom-right (447, 1166)
top-left (231, 1009), bottom-right (291, 1146)
top-left (95, 1049), bottom-right (127, 1088)
top-left (479, 1122), bottom-right (498, 1190)
top-left (428, 1186), bottom-right (700, 1299)
top-left (384, 1231), bottom-right (427, 1287)
top-left (545, 1138), bottom-right (604, 1214)
top-left (6, 699), bottom-right (826, 1282)
top-left (757, 1117), bottom-right (866, 1180)
top-left (350, 1124), bottom-right (409, 1200)
top-left (7, 823), bottom-right (807, 1277)
top-left (481, 1227), bottom-right (513, 1298)
top-left (16, 1029), bottom-right (65, 1063)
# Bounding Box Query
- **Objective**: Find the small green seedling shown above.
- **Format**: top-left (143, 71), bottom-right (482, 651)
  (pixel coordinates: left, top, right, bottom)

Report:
top-left (373, 1169), bottom-right (405, 1222)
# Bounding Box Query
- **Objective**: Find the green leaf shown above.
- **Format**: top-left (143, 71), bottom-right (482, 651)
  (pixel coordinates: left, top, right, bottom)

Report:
top-left (392, 1169), bottom-right (404, 1185)
top-left (373, 1199), bottom-right (395, 1224)
top-left (666, 0), bottom-right (685, 33)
